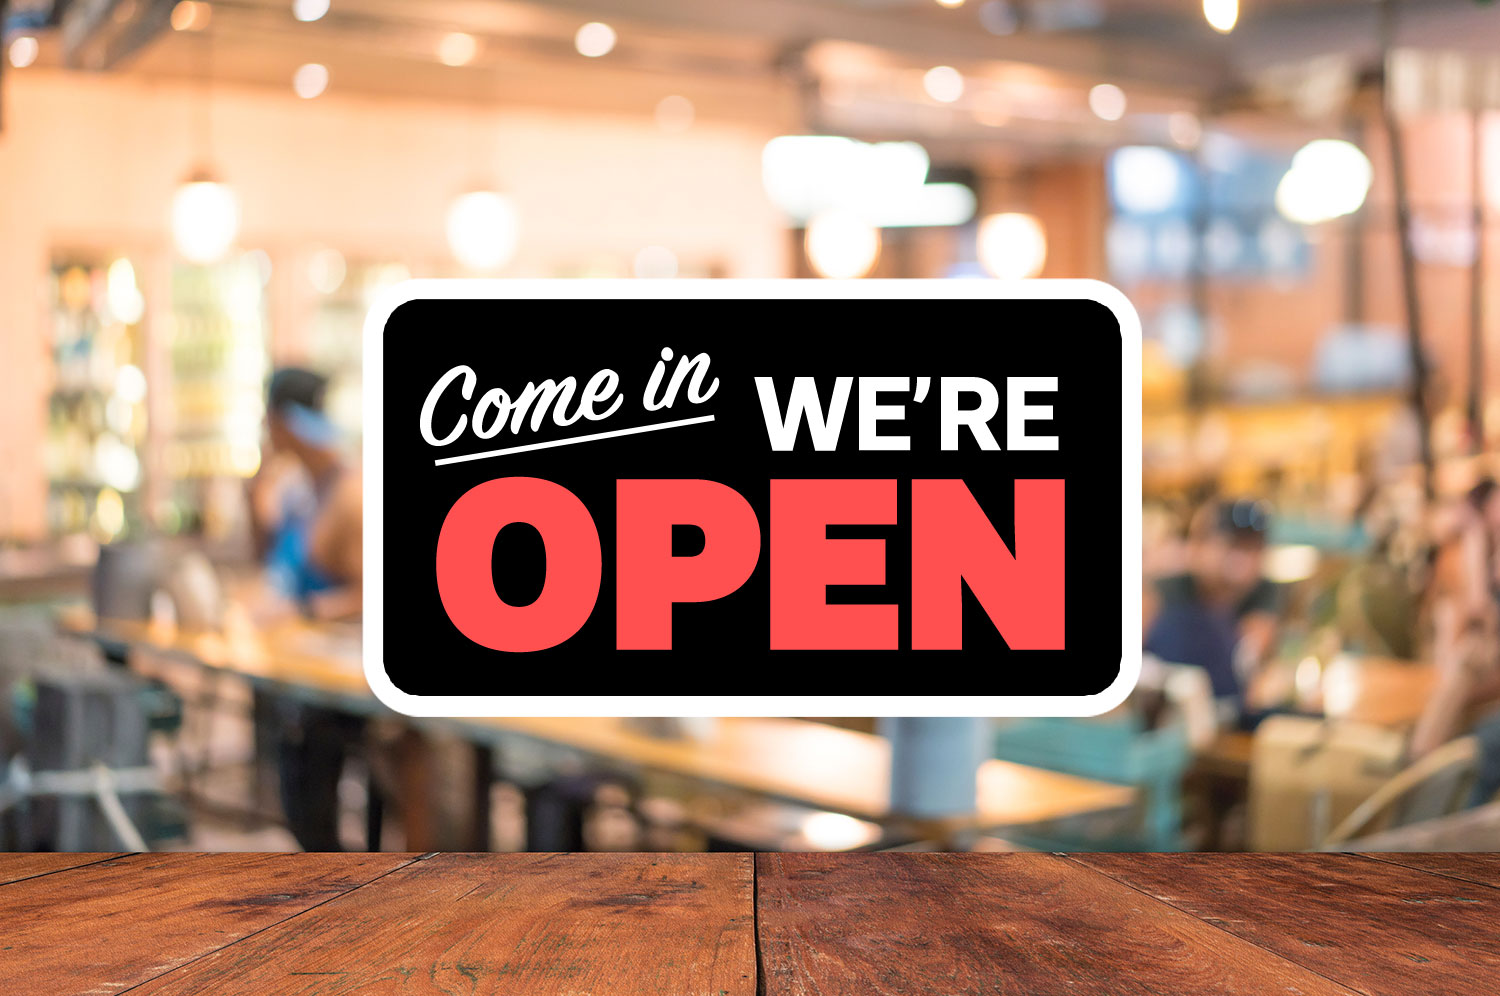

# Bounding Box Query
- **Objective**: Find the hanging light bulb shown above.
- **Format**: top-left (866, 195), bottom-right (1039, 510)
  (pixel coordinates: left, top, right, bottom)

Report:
top-left (171, 171), bottom-right (240, 264)
top-left (1203, 0), bottom-right (1238, 34)
top-left (977, 213), bottom-right (1047, 279)
top-left (446, 191), bottom-right (520, 270)
top-left (923, 66), bottom-right (965, 104)
top-left (805, 211), bottom-right (881, 279)
top-left (574, 22), bottom-right (616, 58)
top-left (1089, 83), bottom-right (1128, 122)
top-left (293, 0), bottom-right (330, 22)
top-left (8, 35), bottom-right (40, 68)
top-left (1275, 139), bottom-right (1372, 225)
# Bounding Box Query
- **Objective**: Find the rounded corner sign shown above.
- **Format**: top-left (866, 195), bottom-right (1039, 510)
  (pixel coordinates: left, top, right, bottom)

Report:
top-left (361, 279), bottom-right (1142, 718)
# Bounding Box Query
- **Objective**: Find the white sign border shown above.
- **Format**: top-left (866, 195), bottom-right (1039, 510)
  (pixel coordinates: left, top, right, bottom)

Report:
top-left (362, 278), bottom-right (1143, 718)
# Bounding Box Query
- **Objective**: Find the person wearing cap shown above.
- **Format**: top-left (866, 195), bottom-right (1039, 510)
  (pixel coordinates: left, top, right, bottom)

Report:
top-left (1143, 499), bottom-right (1283, 725)
top-left (249, 367), bottom-right (363, 621)
top-left (252, 368), bottom-right (482, 852)
top-left (248, 367), bottom-right (366, 851)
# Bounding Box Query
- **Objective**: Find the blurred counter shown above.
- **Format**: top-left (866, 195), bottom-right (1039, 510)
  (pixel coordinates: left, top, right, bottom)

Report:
top-left (55, 605), bottom-right (1136, 835)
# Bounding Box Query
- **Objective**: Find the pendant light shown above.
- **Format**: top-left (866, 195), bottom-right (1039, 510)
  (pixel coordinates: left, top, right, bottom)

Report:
top-left (172, 24), bottom-right (239, 263)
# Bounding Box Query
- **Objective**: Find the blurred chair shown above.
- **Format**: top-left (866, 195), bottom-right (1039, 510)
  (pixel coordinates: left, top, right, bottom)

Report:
top-left (1326, 799), bottom-right (1500, 851)
top-left (91, 540), bottom-right (161, 624)
top-left (1322, 736), bottom-right (1481, 848)
top-left (0, 613), bottom-right (185, 850)
top-left (990, 714), bottom-right (1190, 851)
top-left (1247, 715), bottom-right (1405, 850)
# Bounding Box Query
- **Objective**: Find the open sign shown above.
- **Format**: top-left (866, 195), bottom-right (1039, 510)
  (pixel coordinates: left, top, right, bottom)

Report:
top-left (363, 280), bottom-right (1141, 718)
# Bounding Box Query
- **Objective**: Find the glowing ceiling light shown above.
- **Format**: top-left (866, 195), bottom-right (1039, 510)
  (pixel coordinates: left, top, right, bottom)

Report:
top-left (307, 247), bottom-right (347, 294)
top-left (935, 0), bottom-right (966, 7)
top-left (977, 212), bottom-right (1047, 279)
top-left (805, 211), bottom-right (881, 279)
top-left (1275, 139), bottom-right (1372, 225)
top-left (1203, 0), bottom-right (1239, 34)
top-left (171, 175), bottom-right (240, 264)
top-left (293, 0), bottom-right (329, 22)
top-left (633, 245), bottom-right (679, 279)
top-left (1111, 146), bottom-right (1184, 214)
top-left (1168, 111), bottom-right (1203, 149)
top-left (654, 94), bottom-right (695, 133)
top-left (7, 35), bottom-right (39, 69)
top-left (761, 135), bottom-right (975, 228)
top-left (438, 32), bottom-right (477, 67)
top-left (293, 62), bottom-right (329, 99)
top-left (170, 2), bottom-right (211, 32)
top-left (446, 191), bottom-right (520, 270)
top-left (575, 21), bottom-right (616, 58)
top-left (1089, 83), bottom-right (1127, 121)
top-left (923, 65), bottom-right (965, 103)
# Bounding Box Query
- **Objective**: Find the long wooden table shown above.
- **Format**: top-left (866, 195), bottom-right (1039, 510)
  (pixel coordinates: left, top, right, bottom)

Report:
top-left (56, 608), bottom-right (1135, 833)
top-left (5, 851), bottom-right (1498, 994)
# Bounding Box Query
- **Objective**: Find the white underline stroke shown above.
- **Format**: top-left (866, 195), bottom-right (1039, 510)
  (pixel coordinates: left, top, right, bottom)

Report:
top-left (433, 414), bottom-right (717, 466)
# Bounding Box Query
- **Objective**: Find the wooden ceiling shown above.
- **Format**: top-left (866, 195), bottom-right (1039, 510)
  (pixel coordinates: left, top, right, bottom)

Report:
top-left (13, 0), bottom-right (1499, 157)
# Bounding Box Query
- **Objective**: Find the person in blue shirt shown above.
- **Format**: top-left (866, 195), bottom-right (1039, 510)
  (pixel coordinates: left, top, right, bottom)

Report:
top-left (249, 367), bottom-right (366, 850)
top-left (249, 367), bottom-right (362, 620)
top-left (1144, 499), bottom-right (1283, 725)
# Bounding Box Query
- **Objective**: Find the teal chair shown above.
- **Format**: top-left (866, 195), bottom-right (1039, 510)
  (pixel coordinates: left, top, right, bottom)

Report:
top-left (991, 715), bottom-right (1190, 851)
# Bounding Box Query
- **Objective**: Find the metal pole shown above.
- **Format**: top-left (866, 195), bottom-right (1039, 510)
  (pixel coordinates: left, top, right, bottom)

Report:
top-left (1379, 0), bottom-right (1435, 498)
top-left (1469, 106), bottom-right (1487, 453)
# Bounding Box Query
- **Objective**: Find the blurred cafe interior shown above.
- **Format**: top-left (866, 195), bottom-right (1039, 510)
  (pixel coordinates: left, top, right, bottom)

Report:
top-left (2, 0), bottom-right (1500, 855)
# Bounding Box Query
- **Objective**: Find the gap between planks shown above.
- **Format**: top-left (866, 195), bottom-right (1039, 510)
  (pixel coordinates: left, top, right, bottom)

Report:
top-left (0, 852), bottom-right (125, 889)
top-left (16, 851), bottom-right (1493, 996)
top-left (1352, 852), bottom-right (1500, 892)
top-left (1058, 854), bottom-right (1371, 996)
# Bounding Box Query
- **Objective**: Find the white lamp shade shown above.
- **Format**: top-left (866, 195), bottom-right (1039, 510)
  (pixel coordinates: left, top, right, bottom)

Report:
top-left (804, 211), bottom-right (881, 279)
top-left (446, 191), bottom-right (521, 271)
top-left (1276, 139), bottom-right (1372, 225)
top-left (977, 212), bottom-right (1047, 279)
top-left (171, 179), bottom-right (240, 264)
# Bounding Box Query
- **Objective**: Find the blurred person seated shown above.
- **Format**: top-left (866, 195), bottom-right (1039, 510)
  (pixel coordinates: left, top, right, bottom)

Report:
top-left (1143, 499), bottom-right (1282, 727)
top-left (1412, 478), bottom-right (1500, 758)
top-left (248, 367), bottom-right (362, 622)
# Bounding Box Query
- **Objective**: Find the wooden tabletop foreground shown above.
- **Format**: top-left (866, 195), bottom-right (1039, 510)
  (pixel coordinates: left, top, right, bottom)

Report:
top-left (3, 851), bottom-right (1498, 995)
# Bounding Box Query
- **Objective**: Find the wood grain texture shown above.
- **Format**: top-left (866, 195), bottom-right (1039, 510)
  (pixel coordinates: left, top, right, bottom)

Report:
top-left (1359, 852), bottom-right (1500, 890)
top-left (1, 851), bottom-right (412, 995)
top-left (755, 852), bottom-right (1361, 996)
top-left (0, 852), bottom-right (119, 887)
top-left (127, 852), bottom-right (756, 996)
top-left (1076, 852), bottom-right (1500, 996)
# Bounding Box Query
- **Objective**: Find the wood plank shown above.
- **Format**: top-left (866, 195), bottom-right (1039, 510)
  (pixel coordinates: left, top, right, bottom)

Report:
top-left (0, 851), bottom-right (412, 994)
top-left (1361, 852), bottom-right (1500, 891)
top-left (1076, 852), bottom-right (1500, 996)
top-left (0, 852), bottom-right (120, 887)
top-left (755, 852), bottom-right (1361, 996)
top-left (128, 852), bottom-right (756, 995)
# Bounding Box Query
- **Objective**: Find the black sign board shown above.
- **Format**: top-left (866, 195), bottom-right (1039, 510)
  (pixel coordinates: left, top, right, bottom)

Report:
top-left (363, 281), bottom-right (1141, 717)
